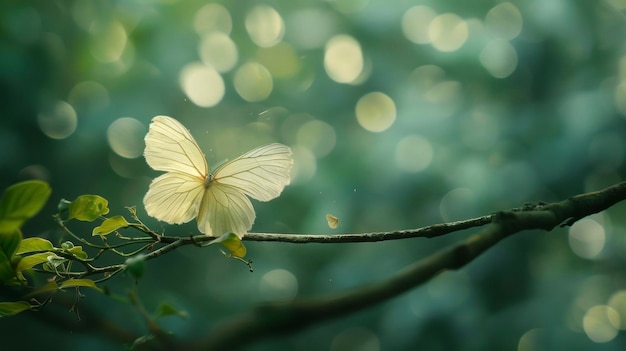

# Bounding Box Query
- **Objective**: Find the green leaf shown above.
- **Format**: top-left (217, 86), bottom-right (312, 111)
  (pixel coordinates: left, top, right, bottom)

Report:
top-left (0, 180), bottom-right (51, 233)
top-left (0, 229), bottom-right (21, 283)
top-left (210, 233), bottom-right (247, 258)
top-left (26, 281), bottom-right (59, 297)
top-left (16, 237), bottom-right (54, 255)
top-left (16, 252), bottom-right (59, 273)
top-left (154, 302), bottom-right (188, 320)
top-left (66, 246), bottom-right (88, 260)
top-left (92, 215), bottom-right (129, 236)
top-left (0, 301), bottom-right (32, 317)
top-left (68, 195), bottom-right (109, 222)
top-left (59, 278), bottom-right (102, 292)
top-left (124, 254), bottom-right (146, 279)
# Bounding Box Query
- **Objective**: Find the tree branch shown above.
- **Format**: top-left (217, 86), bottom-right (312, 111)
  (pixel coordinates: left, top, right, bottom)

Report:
top-left (188, 181), bottom-right (626, 350)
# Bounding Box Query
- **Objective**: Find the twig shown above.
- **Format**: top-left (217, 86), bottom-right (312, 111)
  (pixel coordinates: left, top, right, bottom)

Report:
top-left (189, 181), bottom-right (626, 350)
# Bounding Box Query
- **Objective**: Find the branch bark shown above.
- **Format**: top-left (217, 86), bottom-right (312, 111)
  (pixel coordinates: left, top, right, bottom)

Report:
top-left (186, 181), bottom-right (626, 350)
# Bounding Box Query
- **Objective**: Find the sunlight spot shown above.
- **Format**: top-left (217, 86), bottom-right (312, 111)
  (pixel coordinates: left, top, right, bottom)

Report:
top-left (107, 117), bottom-right (146, 159)
top-left (89, 19), bottom-right (127, 63)
top-left (68, 81), bottom-right (109, 113)
top-left (480, 39), bottom-right (518, 78)
top-left (259, 269), bottom-right (298, 301)
top-left (440, 188), bottom-right (476, 222)
top-left (428, 13), bottom-right (468, 52)
top-left (296, 120), bottom-right (336, 158)
top-left (246, 5), bottom-right (285, 48)
top-left (38, 101), bottom-right (77, 140)
top-left (290, 145), bottom-right (317, 184)
top-left (402, 5), bottom-right (437, 44)
top-left (194, 3), bottom-right (232, 35)
top-left (355, 92), bottom-right (396, 132)
top-left (583, 305), bottom-right (620, 343)
top-left (233, 62), bottom-right (273, 102)
top-left (324, 35), bottom-right (364, 84)
top-left (198, 32), bottom-right (238, 73)
top-left (568, 218), bottom-right (605, 259)
top-left (394, 135), bottom-right (433, 173)
top-left (331, 327), bottom-right (380, 351)
top-left (615, 81), bottom-right (626, 116)
top-left (485, 2), bottom-right (523, 40)
top-left (179, 62), bottom-right (225, 107)
top-left (518, 328), bottom-right (548, 351)
top-left (608, 290), bottom-right (626, 330)
top-left (257, 41), bottom-right (301, 78)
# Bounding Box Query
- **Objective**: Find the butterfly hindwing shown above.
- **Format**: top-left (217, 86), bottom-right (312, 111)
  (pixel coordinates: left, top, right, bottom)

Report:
top-left (197, 182), bottom-right (255, 236)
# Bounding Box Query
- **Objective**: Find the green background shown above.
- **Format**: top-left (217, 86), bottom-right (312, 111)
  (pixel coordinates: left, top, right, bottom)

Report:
top-left (2, 0), bottom-right (626, 350)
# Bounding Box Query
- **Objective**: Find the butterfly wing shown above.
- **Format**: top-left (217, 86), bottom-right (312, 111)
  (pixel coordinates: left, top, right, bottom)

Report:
top-left (196, 183), bottom-right (255, 237)
top-left (213, 143), bottom-right (293, 201)
top-left (143, 172), bottom-right (205, 224)
top-left (144, 115), bottom-right (208, 177)
top-left (143, 116), bottom-right (209, 225)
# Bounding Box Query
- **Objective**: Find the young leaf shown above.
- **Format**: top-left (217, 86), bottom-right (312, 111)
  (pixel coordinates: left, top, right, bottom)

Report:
top-left (0, 229), bottom-right (22, 283)
top-left (154, 302), bottom-right (188, 320)
top-left (0, 301), bottom-right (32, 317)
top-left (59, 278), bottom-right (102, 292)
top-left (209, 233), bottom-right (247, 258)
top-left (66, 246), bottom-right (88, 260)
top-left (16, 252), bottom-right (58, 273)
top-left (16, 237), bottom-right (54, 255)
top-left (26, 281), bottom-right (59, 297)
top-left (92, 215), bottom-right (130, 236)
top-left (68, 195), bottom-right (110, 222)
top-left (0, 180), bottom-right (51, 233)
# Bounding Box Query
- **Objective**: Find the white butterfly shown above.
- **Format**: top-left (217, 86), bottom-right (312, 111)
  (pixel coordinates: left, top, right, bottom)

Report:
top-left (143, 115), bottom-right (293, 238)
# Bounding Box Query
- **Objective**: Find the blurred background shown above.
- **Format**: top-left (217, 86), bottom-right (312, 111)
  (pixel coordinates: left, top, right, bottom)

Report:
top-left (2, 0), bottom-right (626, 350)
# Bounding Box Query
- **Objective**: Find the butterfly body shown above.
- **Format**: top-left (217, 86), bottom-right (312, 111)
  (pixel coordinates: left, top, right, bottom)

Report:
top-left (143, 115), bottom-right (292, 238)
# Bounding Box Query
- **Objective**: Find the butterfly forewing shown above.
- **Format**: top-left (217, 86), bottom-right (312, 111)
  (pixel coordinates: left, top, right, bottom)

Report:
top-left (143, 172), bottom-right (205, 224)
top-left (144, 115), bottom-right (208, 178)
top-left (213, 143), bottom-right (293, 201)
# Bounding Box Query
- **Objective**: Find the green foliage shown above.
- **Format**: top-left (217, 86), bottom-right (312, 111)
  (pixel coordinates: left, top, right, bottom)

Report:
top-left (0, 301), bottom-right (32, 317)
top-left (92, 215), bottom-right (130, 236)
top-left (154, 302), bottom-right (188, 320)
top-left (0, 180), bottom-right (51, 233)
top-left (125, 254), bottom-right (146, 280)
top-left (210, 233), bottom-right (247, 258)
top-left (67, 195), bottom-right (110, 221)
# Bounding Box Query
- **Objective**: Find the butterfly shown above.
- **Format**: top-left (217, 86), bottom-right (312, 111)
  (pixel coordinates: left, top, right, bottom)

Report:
top-left (143, 115), bottom-right (293, 238)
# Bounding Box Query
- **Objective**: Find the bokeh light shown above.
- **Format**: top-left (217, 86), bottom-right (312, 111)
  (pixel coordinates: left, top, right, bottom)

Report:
top-left (194, 3), bottom-right (232, 35)
top-left (179, 62), bottom-right (225, 107)
top-left (608, 290), bottom-right (626, 329)
top-left (67, 81), bottom-right (109, 113)
top-left (428, 13), bottom-right (468, 52)
top-left (402, 6), bottom-right (437, 45)
top-left (198, 32), bottom-right (238, 73)
top-left (355, 92), bottom-right (396, 132)
top-left (583, 305), bottom-right (620, 343)
top-left (37, 101), bottom-right (77, 140)
top-left (107, 118), bottom-right (146, 159)
top-left (394, 135), bottom-right (434, 173)
top-left (485, 2), bottom-right (523, 40)
top-left (480, 39), bottom-right (518, 78)
top-left (324, 34), bottom-right (364, 84)
top-left (296, 120), bottom-right (336, 158)
top-left (286, 8), bottom-right (337, 49)
top-left (89, 19), bottom-right (127, 63)
top-left (245, 5), bottom-right (285, 48)
top-left (259, 269), bottom-right (298, 301)
top-left (568, 218), bottom-right (606, 259)
top-left (518, 328), bottom-right (548, 351)
top-left (233, 62), bottom-right (273, 102)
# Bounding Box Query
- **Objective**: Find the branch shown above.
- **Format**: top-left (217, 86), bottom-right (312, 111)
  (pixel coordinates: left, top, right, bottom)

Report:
top-left (189, 181), bottom-right (626, 350)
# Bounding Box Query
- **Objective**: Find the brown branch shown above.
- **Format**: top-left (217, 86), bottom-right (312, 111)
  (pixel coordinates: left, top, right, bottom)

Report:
top-left (187, 181), bottom-right (626, 350)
